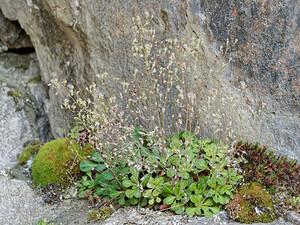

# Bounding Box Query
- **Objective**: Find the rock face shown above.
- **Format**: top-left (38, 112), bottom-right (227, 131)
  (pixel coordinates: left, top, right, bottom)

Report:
top-left (0, 52), bottom-right (51, 170)
top-left (0, 0), bottom-right (298, 159)
top-left (0, 10), bottom-right (32, 49)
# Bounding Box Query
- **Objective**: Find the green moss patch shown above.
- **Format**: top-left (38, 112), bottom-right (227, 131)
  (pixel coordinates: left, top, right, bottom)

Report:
top-left (28, 76), bottom-right (42, 83)
top-left (18, 141), bottom-right (43, 165)
top-left (87, 207), bottom-right (115, 222)
top-left (32, 138), bottom-right (95, 187)
top-left (12, 88), bottom-right (22, 97)
top-left (226, 182), bottom-right (277, 223)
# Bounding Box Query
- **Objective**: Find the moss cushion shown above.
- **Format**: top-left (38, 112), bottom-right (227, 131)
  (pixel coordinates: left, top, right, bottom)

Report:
top-left (32, 138), bottom-right (94, 187)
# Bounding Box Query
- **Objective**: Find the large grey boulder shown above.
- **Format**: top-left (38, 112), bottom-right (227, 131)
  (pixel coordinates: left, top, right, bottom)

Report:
top-left (0, 0), bottom-right (298, 159)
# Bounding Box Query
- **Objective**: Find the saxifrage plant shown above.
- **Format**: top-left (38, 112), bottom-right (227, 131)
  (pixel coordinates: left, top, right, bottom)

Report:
top-left (78, 130), bottom-right (242, 217)
top-left (51, 12), bottom-right (242, 217)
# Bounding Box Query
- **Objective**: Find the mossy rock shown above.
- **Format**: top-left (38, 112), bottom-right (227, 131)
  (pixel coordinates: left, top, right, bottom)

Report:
top-left (18, 141), bottom-right (43, 165)
top-left (226, 182), bottom-right (277, 223)
top-left (32, 138), bottom-right (95, 187)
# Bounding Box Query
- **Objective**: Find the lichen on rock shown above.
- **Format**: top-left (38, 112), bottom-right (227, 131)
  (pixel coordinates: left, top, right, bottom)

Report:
top-left (226, 182), bottom-right (277, 223)
top-left (32, 138), bottom-right (94, 187)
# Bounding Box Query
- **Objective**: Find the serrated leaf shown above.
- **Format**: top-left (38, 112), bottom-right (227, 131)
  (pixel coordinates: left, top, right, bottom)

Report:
top-left (195, 207), bottom-right (202, 216)
top-left (169, 155), bottom-right (180, 166)
top-left (164, 196), bottom-right (175, 205)
top-left (122, 179), bottom-right (134, 188)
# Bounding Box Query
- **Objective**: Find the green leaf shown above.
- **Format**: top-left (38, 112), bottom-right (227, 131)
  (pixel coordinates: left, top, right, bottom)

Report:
top-left (118, 197), bottom-right (125, 205)
top-left (189, 183), bottom-right (197, 192)
top-left (196, 159), bottom-right (209, 170)
top-left (133, 190), bottom-right (141, 198)
top-left (103, 170), bottom-right (114, 180)
top-left (149, 198), bottom-right (155, 205)
top-left (181, 197), bottom-right (189, 204)
top-left (80, 160), bottom-right (98, 172)
top-left (218, 195), bottom-right (226, 205)
top-left (157, 177), bottom-right (165, 186)
top-left (204, 198), bottom-right (214, 206)
top-left (143, 189), bottom-right (153, 198)
top-left (156, 197), bottom-right (161, 203)
top-left (213, 195), bottom-right (219, 203)
top-left (162, 184), bottom-right (174, 195)
top-left (175, 205), bottom-right (184, 214)
top-left (122, 179), bottom-right (134, 188)
top-left (191, 195), bottom-right (204, 205)
top-left (179, 171), bottom-right (190, 179)
top-left (110, 191), bottom-right (122, 198)
top-left (140, 197), bottom-right (148, 207)
top-left (209, 206), bottom-right (220, 215)
top-left (186, 207), bottom-right (196, 216)
top-left (122, 167), bottom-right (131, 174)
top-left (141, 174), bottom-right (150, 187)
top-left (152, 188), bottom-right (162, 197)
top-left (166, 168), bottom-right (176, 178)
top-left (95, 164), bottom-right (107, 172)
top-left (129, 197), bottom-right (138, 205)
top-left (169, 155), bottom-right (180, 166)
top-left (81, 180), bottom-right (91, 186)
top-left (217, 176), bottom-right (226, 186)
top-left (202, 206), bottom-right (213, 218)
top-left (207, 173), bottom-right (217, 187)
top-left (125, 189), bottom-right (136, 198)
top-left (147, 178), bottom-right (155, 188)
top-left (130, 167), bottom-right (139, 183)
top-left (164, 196), bottom-right (175, 205)
top-left (91, 152), bottom-right (104, 163)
